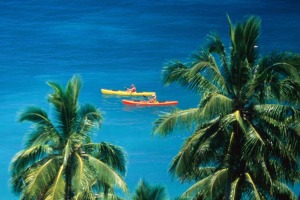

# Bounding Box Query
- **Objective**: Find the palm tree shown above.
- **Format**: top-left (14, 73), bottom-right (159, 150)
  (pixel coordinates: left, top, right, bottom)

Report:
top-left (132, 179), bottom-right (169, 200)
top-left (10, 75), bottom-right (128, 200)
top-left (153, 15), bottom-right (300, 200)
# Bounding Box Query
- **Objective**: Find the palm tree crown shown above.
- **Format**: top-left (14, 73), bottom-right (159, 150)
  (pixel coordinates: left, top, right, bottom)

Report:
top-left (132, 179), bottom-right (169, 200)
top-left (10, 75), bottom-right (128, 200)
top-left (154, 15), bottom-right (300, 200)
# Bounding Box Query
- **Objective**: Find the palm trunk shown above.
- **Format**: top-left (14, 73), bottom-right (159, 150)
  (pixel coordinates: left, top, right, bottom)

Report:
top-left (65, 154), bottom-right (74, 200)
top-left (225, 121), bottom-right (242, 200)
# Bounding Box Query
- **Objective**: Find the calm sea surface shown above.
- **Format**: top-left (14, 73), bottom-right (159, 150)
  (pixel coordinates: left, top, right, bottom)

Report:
top-left (1, 1), bottom-right (300, 199)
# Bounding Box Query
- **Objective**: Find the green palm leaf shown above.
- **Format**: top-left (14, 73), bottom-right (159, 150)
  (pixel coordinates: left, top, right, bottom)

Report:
top-left (220, 111), bottom-right (247, 135)
top-left (229, 178), bottom-right (240, 200)
top-left (66, 74), bottom-right (82, 106)
top-left (10, 145), bottom-right (53, 177)
top-left (153, 108), bottom-right (199, 136)
top-left (170, 118), bottom-right (223, 178)
top-left (133, 179), bottom-right (168, 200)
top-left (161, 61), bottom-right (219, 93)
top-left (244, 173), bottom-right (261, 200)
top-left (181, 168), bottom-right (228, 200)
top-left (270, 181), bottom-right (297, 200)
top-left (78, 104), bottom-right (103, 136)
top-left (84, 142), bottom-right (127, 175)
top-left (87, 155), bottom-right (128, 193)
top-left (199, 93), bottom-right (233, 121)
top-left (24, 127), bottom-right (60, 148)
top-left (191, 49), bottom-right (227, 92)
top-left (242, 120), bottom-right (264, 158)
top-left (44, 165), bottom-right (65, 200)
top-left (22, 158), bottom-right (63, 199)
top-left (254, 104), bottom-right (300, 126)
top-left (19, 106), bottom-right (51, 125)
top-left (72, 153), bottom-right (94, 193)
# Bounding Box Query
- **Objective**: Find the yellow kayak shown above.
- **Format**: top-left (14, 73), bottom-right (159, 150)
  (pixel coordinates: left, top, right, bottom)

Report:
top-left (101, 89), bottom-right (155, 96)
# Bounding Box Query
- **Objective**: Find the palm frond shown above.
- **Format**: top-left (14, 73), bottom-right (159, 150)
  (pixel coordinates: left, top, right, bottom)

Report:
top-left (63, 141), bottom-right (71, 166)
top-left (256, 52), bottom-right (300, 79)
top-left (72, 153), bottom-right (94, 193)
top-left (44, 165), bottom-right (65, 200)
top-left (229, 16), bottom-right (260, 92)
top-left (149, 186), bottom-right (169, 200)
top-left (22, 158), bottom-right (63, 200)
top-left (19, 106), bottom-right (52, 125)
top-left (227, 14), bottom-right (235, 51)
top-left (78, 104), bottom-right (103, 135)
top-left (83, 142), bottom-right (127, 175)
top-left (47, 81), bottom-right (65, 108)
top-left (86, 155), bottom-right (128, 193)
top-left (267, 158), bottom-right (298, 185)
top-left (182, 167), bottom-right (216, 181)
top-left (277, 79), bottom-right (300, 103)
top-left (133, 179), bottom-right (168, 200)
top-left (230, 15), bottom-right (260, 65)
top-left (48, 76), bottom-right (79, 139)
top-left (153, 108), bottom-right (199, 137)
top-left (206, 32), bottom-right (232, 93)
top-left (250, 52), bottom-right (300, 102)
top-left (161, 61), bottom-right (189, 86)
top-left (230, 177), bottom-right (240, 200)
top-left (161, 61), bottom-right (219, 93)
top-left (254, 104), bottom-right (300, 125)
top-left (242, 120), bottom-right (264, 158)
top-left (191, 49), bottom-right (228, 92)
top-left (244, 173), bottom-right (262, 200)
top-left (206, 32), bottom-right (225, 56)
top-left (170, 118), bottom-right (223, 178)
top-left (66, 74), bottom-right (82, 108)
top-left (95, 193), bottom-right (124, 200)
top-left (181, 168), bottom-right (228, 200)
top-left (10, 145), bottom-right (53, 177)
top-left (24, 127), bottom-right (60, 149)
top-left (270, 181), bottom-right (297, 200)
top-left (199, 93), bottom-right (233, 121)
top-left (220, 111), bottom-right (247, 135)
top-left (74, 189), bottom-right (96, 200)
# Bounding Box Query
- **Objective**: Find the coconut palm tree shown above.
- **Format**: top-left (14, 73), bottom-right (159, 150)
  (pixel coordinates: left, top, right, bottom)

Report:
top-left (153, 15), bottom-right (300, 200)
top-left (10, 75), bottom-right (128, 200)
top-left (132, 179), bottom-right (169, 200)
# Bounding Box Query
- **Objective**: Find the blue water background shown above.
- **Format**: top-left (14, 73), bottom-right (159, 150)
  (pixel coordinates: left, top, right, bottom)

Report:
top-left (1, 1), bottom-right (300, 199)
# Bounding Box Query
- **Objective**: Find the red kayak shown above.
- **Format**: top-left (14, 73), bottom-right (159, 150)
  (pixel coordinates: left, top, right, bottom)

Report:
top-left (122, 99), bottom-right (178, 106)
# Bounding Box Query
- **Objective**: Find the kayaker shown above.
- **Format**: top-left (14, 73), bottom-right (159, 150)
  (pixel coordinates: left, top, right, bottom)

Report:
top-left (148, 93), bottom-right (157, 103)
top-left (127, 84), bottom-right (136, 93)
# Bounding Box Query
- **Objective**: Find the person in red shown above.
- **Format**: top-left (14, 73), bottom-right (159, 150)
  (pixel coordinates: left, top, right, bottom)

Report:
top-left (148, 93), bottom-right (157, 103)
top-left (127, 84), bottom-right (136, 93)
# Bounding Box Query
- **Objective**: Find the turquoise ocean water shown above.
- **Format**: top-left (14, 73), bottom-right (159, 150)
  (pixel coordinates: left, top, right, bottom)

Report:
top-left (1, 1), bottom-right (300, 199)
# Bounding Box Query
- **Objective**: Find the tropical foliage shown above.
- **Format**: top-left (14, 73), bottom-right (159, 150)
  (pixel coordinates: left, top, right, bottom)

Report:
top-left (10, 75), bottom-right (128, 200)
top-left (153, 15), bottom-right (300, 199)
top-left (132, 179), bottom-right (169, 200)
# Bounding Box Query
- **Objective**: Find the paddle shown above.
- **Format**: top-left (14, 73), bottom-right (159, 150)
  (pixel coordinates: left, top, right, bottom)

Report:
top-left (140, 95), bottom-right (151, 102)
top-left (142, 95), bottom-right (150, 100)
top-left (143, 95), bottom-right (159, 103)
